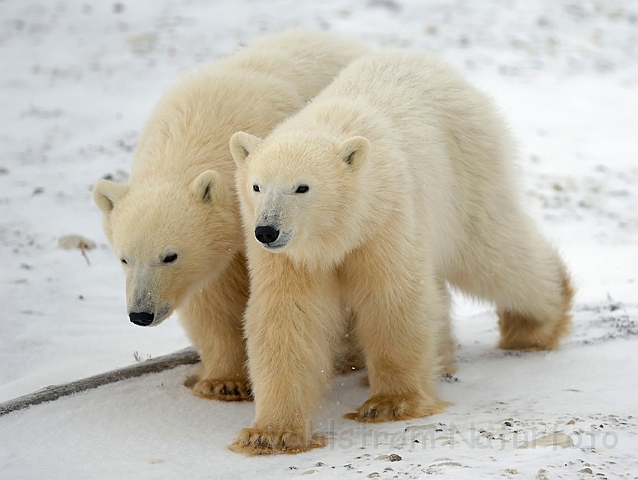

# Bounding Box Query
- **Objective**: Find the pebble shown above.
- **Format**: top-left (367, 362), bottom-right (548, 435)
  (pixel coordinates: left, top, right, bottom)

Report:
top-left (405, 423), bottom-right (437, 432)
top-left (521, 433), bottom-right (574, 449)
top-left (536, 468), bottom-right (550, 480)
top-left (375, 453), bottom-right (402, 462)
top-left (431, 461), bottom-right (462, 468)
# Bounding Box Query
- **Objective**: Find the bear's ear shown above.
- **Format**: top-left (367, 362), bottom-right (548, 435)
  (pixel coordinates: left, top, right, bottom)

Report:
top-left (229, 131), bottom-right (262, 167)
top-left (192, 170), bottom-right (226, 205)
top-left (339, 136), bottom-right (370, 171)
top-left (93, 180), bottom-right (129, 214)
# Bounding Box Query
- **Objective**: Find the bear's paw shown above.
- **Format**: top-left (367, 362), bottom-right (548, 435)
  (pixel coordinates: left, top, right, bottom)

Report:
top-left (187, 378), bottom-right (252, 402)
top-left (497, 309), bottom-right (572, 352)
top-left (228, 427), bottom-right (326, 455)
top-left (345, 393), bottom-right (448, 423)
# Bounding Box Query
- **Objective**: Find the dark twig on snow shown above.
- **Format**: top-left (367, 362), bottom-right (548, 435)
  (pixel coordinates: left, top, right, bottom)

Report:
top-left (0, 348), bottom-right (200, 416)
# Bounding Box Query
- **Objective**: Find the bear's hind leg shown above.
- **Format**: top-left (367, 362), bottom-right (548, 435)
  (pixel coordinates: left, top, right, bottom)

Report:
top-left (497, 270), bottom-right (573, 351)
top-left (435, 278), bottom-right (457, 375)
top-left (333, 307), bottom-right (367, 375)
top-left (451, 214), bottom-right (574, 351)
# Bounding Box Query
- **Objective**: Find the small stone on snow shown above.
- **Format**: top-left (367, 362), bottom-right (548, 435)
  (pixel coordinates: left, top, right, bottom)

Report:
top-left (405, 423), bottom-right (437, 432)
top-left (520, 433), bottom-right (574, 449)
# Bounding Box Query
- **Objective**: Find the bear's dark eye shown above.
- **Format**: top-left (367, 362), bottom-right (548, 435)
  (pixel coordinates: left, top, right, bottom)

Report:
top-left (295, 185), bottom-right (309, 194)
top-left (121, 258), bottom-right (128, 265)
top-left (253, 184), bottom-right (260, 192)
top-left (163, 253), bottom-right (178, 264)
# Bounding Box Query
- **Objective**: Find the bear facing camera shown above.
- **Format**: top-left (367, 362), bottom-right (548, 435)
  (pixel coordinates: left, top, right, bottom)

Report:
top-left (230, 49), bottom-right (573, 455)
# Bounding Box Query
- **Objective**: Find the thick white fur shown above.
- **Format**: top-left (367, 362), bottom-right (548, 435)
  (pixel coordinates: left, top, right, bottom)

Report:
top-left (92, 30), bottom-right (369, 401)
top-left (231, 50), bottom-right (573, 454)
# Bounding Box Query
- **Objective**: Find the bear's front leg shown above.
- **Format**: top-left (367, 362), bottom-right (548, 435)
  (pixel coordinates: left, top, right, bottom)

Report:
top-left (180, 253), bottom-right (251, 401)
top-left (341, 247), bottom-right (448, 423)
top-left (230, 259), bottom-right (342, 455)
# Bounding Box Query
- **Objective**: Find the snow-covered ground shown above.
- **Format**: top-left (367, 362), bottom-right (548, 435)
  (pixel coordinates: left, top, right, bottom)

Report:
top-left (1, 0), bottom-right (637, 478)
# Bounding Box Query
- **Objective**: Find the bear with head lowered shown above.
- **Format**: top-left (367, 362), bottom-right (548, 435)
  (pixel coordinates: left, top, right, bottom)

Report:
top-left (230, 49), bottom-right (574, 454)
top-left (92, 30), bottom-right (369, 401)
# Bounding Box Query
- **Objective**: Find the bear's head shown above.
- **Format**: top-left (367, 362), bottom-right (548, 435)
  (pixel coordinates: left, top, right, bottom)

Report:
top-left (93, 170), bottom-right (240, 326)
top-left (230, 131), bottom-right (370, 269)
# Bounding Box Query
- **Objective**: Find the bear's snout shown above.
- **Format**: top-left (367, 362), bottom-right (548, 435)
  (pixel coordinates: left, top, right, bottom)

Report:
top-left (129, 311), bottom-right (155, 327)
top-left (255, 225), bottom-right (280, 245)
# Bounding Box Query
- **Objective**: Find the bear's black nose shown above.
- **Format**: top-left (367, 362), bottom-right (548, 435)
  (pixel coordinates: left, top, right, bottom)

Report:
top-left (255, 225), bottom-right (280, 244)
top-left (129, 312), bottom-right (154, 326)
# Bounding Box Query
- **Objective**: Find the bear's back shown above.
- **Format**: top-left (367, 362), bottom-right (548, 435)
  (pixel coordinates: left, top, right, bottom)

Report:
top-left (285, 49), bottom-right (516, 215)
top-left (218, 29), bottom-right (370, 102)
top-left (130, 30), bottom-right (369, 184)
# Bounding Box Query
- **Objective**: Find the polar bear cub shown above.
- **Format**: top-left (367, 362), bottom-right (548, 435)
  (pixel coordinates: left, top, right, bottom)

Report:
top-left (230, 50), bottom-right (573, 454)
top-left (92, 30), bottom-right (369, 401)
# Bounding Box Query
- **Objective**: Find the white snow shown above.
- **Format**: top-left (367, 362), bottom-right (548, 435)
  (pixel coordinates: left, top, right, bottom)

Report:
top-left (1, 0), bottom-right (637, 478)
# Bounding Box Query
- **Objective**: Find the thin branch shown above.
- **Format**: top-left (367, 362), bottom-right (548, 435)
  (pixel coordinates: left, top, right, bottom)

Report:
top-left (0, 348), bottom-right (200, 416)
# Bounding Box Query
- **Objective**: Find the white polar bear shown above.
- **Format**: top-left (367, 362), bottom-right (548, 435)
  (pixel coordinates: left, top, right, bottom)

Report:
top-left (92, 30), bottom-right (369, 401)
top-left (230, 49), bottom-right (574, 454)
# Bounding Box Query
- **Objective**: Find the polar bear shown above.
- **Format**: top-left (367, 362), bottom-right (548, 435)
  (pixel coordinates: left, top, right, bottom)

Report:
top-left (229, 50), bottom-right (574, 454)
top-left (92, 30), bottom-right (369, 401)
